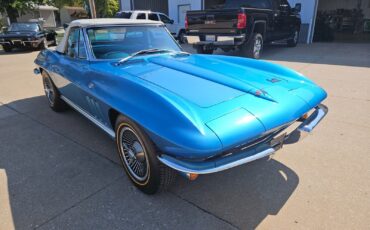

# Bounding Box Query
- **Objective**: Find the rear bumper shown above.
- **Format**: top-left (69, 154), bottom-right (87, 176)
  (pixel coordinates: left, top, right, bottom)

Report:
top-left (158, 104), bottom-right (328, 174)
top-left (185, 34), bottom-right (246, 47)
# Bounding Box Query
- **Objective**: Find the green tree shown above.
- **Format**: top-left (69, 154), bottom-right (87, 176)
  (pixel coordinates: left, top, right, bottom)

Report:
top-left (0, 0), bottom-right (45, 22)
top-left (96, 0), bottom-right (119, 18)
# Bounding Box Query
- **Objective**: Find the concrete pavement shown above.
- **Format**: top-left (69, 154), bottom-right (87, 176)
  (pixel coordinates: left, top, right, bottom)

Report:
top-left (0, 43), bottom-right (369, 229)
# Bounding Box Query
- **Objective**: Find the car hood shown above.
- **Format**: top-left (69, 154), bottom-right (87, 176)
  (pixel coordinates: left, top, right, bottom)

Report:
top-left (123, 54), bottom-right (321, 107)
top-left (120, 54), bottom-right (327, 148)
top-left (0, 31), bottom-right (36, 38)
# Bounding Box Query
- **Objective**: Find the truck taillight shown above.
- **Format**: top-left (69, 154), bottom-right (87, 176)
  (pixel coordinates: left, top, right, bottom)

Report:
top-left (237, 13), bottom-right (247, 29)
top-left (185, 15), bottom-right (188, 29)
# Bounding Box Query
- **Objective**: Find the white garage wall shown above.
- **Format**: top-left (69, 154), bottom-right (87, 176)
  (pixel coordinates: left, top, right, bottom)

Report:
top-left (120, 0), bottom-right (132, 10)
top-left (288, 0), bottom-right (318, 43)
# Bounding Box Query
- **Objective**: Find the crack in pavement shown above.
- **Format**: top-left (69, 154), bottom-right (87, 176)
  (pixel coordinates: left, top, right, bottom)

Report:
top-left (169, 191), bottom-right (240, 230)
top-left (33, 176), bottom-right (125, 229)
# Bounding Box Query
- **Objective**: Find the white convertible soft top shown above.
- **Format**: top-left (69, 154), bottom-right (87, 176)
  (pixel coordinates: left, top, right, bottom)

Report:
top-left (56, 18), bottom-right (163, 53)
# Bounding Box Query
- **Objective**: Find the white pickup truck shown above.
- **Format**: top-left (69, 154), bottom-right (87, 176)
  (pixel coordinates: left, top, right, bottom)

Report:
top-left (116, 10), bottom-right (186, 43)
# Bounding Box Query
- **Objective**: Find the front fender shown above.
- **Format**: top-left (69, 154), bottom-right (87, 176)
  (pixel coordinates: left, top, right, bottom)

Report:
top-left (89, 62), bottom-right (223, 159)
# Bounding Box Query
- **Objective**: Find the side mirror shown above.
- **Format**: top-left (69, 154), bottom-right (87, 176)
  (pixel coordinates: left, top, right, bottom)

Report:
top-left (170, 19), bottom-right (174, 24)
top-left (294, 3), bottom-right (302, 13)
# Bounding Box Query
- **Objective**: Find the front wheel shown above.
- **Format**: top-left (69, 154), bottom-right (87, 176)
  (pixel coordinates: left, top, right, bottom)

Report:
top-left (2, 45), bottom-right (12, 52)
top-left (39, 38), bottom-right (48, 50)
top-left (287, 29), bottom-right (299, 47)
top-left (42, 71), bottom-right (68, 112)
top-left (115, 115), bottom-right (176, 194)
top-left (240, 33), bottom-right (263, 59)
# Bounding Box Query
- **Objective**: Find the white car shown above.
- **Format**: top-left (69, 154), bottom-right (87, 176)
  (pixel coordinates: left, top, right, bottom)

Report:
top-left (116, 10), bottom-right (186, 43)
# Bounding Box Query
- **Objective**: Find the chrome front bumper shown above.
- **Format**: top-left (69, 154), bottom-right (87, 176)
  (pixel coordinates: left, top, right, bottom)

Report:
top-left (158, 104), bottom-right (328, 174)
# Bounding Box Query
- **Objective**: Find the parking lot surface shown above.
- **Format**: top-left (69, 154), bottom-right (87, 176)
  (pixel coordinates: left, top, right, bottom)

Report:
top-left (0, 43), bottom-right (369, 229)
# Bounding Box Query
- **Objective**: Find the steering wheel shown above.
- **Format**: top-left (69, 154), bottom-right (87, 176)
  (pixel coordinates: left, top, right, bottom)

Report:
top-left (101, 51), bottom-right (129, 59)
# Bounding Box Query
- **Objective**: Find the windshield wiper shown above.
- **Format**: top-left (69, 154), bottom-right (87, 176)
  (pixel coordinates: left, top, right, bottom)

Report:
top-left (115, 49), bottom-right (190, 66)
top-left (116, 49), bottom-right (171, 65)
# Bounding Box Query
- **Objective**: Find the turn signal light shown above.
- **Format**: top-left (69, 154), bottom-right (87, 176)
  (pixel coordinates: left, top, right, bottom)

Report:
top-left (237, 13), bottom-right (247, 29)
top-left (188, 173), bottom-right (198, 181)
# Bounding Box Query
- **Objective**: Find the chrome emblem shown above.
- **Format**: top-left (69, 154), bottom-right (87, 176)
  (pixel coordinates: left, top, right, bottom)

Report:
top-left (267, 78), bottom-right (281, 83)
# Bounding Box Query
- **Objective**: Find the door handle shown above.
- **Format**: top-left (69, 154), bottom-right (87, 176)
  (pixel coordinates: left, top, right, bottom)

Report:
top-left (88, 82), bottom-right (95, 89)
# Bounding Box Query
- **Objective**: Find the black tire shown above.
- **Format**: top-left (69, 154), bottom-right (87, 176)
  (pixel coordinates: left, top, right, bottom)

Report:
top-left (287, 29), bottom-right (299, 47)
top-left (196, 45), bottom-right (214, 54)
top-left (178, 30), bottom-right (186, 44)
top-left (240, 33), bottom-right (263, 59)
top-left (115, 115), bottom-right (176, 194)
top-left (39, 38), bottom-right (48, 50)
top-left (2, 45), bottom-right (12, 52)
top-left (41, 70), bottom-right (68, 112)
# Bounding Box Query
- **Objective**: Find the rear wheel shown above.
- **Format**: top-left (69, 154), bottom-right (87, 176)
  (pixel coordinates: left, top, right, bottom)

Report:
top-left (2, 45), bottom-right (12, 52)
top-left (240, 33), bottom-right (263, 59)
top-left (178, 30), bottom-right (186, 44)
top-left (42, 71), bottom-right (68, 112)
top-left (115, 115), bottom-right (176, 194)
top-left (195, 45), bottom-right (214, 54)
top-left (287, 29), bottom-right (299, 47)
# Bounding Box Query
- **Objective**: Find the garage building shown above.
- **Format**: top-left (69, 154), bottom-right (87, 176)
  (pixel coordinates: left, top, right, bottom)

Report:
top-left (120, 0), bottom-right (370, 43)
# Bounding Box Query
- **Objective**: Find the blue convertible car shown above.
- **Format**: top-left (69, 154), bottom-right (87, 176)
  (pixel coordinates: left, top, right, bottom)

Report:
top-left (34, 19), bottom-right (327, 194)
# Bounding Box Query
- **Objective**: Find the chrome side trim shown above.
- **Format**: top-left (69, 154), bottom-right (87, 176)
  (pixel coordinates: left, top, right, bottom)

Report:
top-left (60, 95), bottom-right (115, 138)
top-left (157, 148), bottom-right (275, 174)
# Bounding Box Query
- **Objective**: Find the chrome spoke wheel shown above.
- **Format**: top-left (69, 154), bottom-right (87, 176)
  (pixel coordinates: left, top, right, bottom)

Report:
top-left (119, 127), bottom-right (149, 182)
top-left (43, 77), bottom-right (55, 104)
top-left (253, 38), bottom-right (262, 56)
top-left (293, 31), bottom-right (298, 43)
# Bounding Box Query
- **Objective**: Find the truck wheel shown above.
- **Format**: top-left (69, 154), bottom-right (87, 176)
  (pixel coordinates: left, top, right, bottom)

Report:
top-left (178, 30), bottom-right (186, 44)
top-left (196, 46), bottom-right (214, 54)
top-left (42, 70), bottom-right (68, 112)
top-left (115, 115), bottom-right (176, 194)
top-left (287, 29), bottom-right (299, 47)
top-left (241, 33), bottom-right (263, 59)
top-left (2, 45), bottom-right (12, 52)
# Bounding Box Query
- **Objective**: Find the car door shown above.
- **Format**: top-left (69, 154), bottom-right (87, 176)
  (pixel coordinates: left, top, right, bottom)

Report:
top-left (276, 0), bottom-right (293, 38)
top-left (51, 27), bottom-right (90, 111)
top-left (271, 0), bottom-right (289, 39)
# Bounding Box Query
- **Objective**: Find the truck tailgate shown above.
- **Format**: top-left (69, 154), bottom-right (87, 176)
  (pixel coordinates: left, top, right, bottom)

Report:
top-left (187, 9), bottom-right (240, 34)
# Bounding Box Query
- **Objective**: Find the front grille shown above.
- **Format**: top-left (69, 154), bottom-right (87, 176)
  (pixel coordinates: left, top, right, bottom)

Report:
top-left (220, 125), bottom-right (289, 157)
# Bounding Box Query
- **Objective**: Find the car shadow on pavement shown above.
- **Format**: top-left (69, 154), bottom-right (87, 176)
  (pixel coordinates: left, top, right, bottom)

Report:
top-left (0, 96), bottom-right (299, 229)
top-left (171, 156), bottom-right (299, 229)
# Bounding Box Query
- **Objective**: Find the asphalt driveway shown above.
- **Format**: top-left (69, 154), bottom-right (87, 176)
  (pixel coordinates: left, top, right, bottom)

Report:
top-left (0, 43), bottom-right (369, 230)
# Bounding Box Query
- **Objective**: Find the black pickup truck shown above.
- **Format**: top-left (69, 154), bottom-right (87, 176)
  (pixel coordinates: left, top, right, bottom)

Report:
top-left (185, 0), bottom-right (302, 58)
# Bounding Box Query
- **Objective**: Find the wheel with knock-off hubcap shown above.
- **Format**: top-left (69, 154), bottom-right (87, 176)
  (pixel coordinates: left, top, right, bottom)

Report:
top-left (115, 115), bottom-right (176, 194)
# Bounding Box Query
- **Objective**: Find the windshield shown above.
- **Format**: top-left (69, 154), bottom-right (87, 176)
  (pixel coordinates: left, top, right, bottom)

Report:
top-left (9, 23), bottom-right (39, 32)
top-left (86, 25), bottom-right (181, 60)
